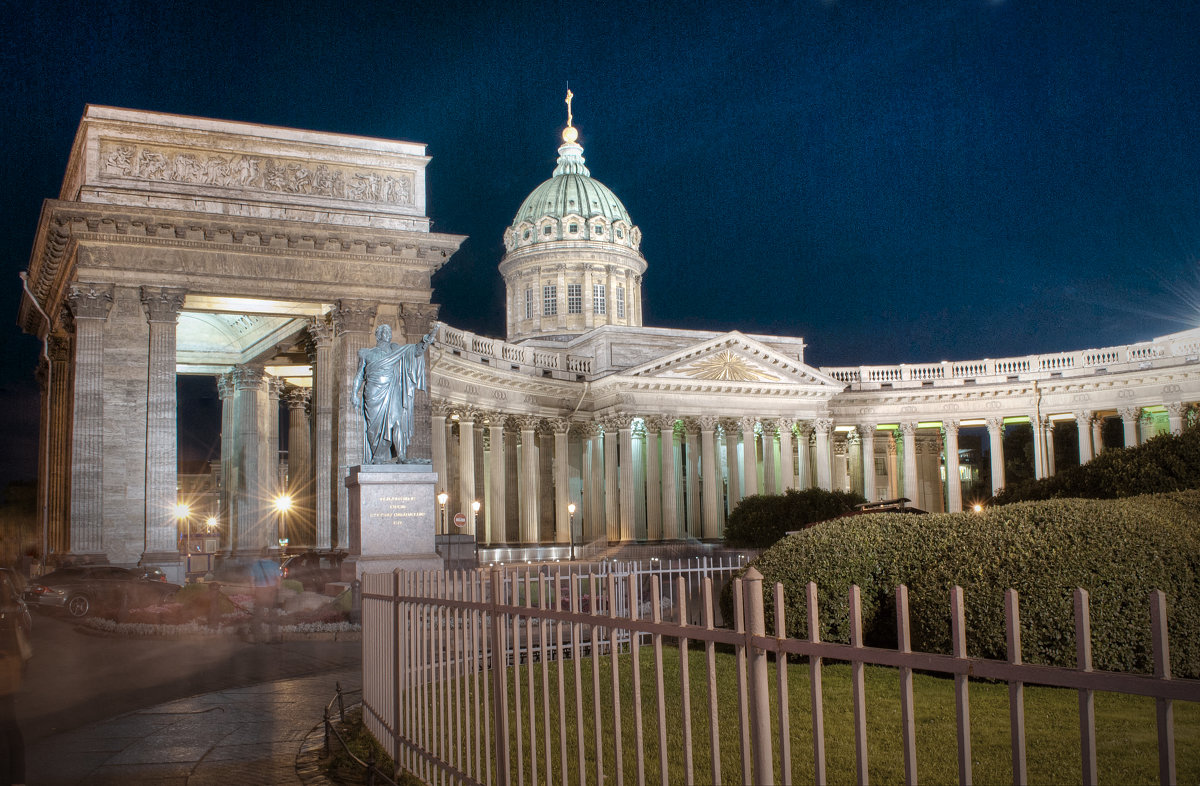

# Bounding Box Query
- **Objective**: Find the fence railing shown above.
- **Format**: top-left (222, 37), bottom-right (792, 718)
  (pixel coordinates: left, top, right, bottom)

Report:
top-left (362, 567), bottom-right (1198, 786)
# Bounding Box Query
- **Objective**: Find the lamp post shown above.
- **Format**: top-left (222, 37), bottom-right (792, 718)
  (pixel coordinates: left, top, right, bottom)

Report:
top-left (471, 500), bottom-right (481, 533)
top-left (567, 502), bottom-right (576, 562)
top-left (437, 491), bottom-right (449, 534)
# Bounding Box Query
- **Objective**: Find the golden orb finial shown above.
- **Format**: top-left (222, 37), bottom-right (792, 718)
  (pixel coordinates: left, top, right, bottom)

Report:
top-left (562, 89), bottom-right (578, 144)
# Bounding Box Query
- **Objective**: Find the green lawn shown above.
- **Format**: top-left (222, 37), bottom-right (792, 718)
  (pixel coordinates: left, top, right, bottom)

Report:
top-left (403, 642), bottom-right (1200, 785)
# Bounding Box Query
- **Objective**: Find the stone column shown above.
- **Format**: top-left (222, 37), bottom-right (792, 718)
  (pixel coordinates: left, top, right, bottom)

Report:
top-left (721, 419), bottom-right (741, 511)
top-left (66, 283), bottom-right (114, 556)
top-left (651, 416), bottom-right (679, 540)
top-left (286, 387), bottom-right (313, 545)
top-left (1091, 416), bottom-right (1104, 456)
top-left (778, 418), bottom-right (796, 491)
top-left (216, 373), bottom-right (236, 553)
top-left (761, 420), bottom-right (777, 495)
top-left (846, 429), bottom-right (863, 497)
top-left (1075, 411), bottom-right (1094, 464)
top-left (141, 286), bottom-right (187, 562)
top-left (899, 422), bottom-right (918, 500)
top-left (943, 420), bottom-right (962, 513)
top-left (516, 416), bottom-right (540, 544)
top-left (306, 317), bottom-right (334, 551)
top-left (264, 377), bottom-right (285, 540)
top-left (485, 415), bottom-right (507, 544)
top-left (885, 433), bottom-right (900, 498)
top-left (233, 365), bottom-right (265, 552)
top-left (456, 407), bottom-right (478, 536)
top-left (814, 419), bottom-right (834, 491)
top-left (683, 421), bottom-right (701, 538)
top-left (612, 415), bottom-right (636, 542)
top-left (550, 418), bottom-right (571, 544)
top-left (599, 418), bottom-right (618, 542)
top-left (431, 401), bottom-right (450, 531)
top-left (644, 421), bottom-right (662, 540)
top-left (1166, 401), bottom-right (1185, 436)
top-left (1030, 416), bottom-right (1047, 480)
top-left (1119, 406), bottom-right (1141, 448)
top-left (1045, 419), bottom-right (1058, 476)
top-left (859, 424), bottom-right (877, 502)
top-left (796, 422), bottom-right (813, 490)
top-left (740, 417), bottom-right (759, 497)
top-left (581, 422), bottom-right (602, 543)
top-left (332, 299), bottom-right (378, 550)
top-left (698, 416), bottom-right (720, 540)
top-left (832, 438), bottom-right (849, 492)
top-left (46, 334), bottom-right (72, 555)
top-left (986, 417), bottom-right (1005, 496)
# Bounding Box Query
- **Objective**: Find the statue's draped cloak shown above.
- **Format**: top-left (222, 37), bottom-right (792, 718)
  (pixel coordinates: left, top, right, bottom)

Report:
top-left (361, 341), bottom-right (427, 462)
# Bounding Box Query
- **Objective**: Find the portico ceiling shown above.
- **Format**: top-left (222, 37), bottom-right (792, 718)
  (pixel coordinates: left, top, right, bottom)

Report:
top-left (175, 296), bottom-right (324, 379)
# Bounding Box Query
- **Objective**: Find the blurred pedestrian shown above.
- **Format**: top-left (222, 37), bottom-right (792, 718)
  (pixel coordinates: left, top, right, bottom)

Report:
top-left (0, 578), bottom-right (28, 785)
top-left (250, 548), bottom-right (281, 643)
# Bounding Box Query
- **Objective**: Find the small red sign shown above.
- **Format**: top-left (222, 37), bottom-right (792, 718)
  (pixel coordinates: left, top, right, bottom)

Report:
top-left (453, 512), bottom-right (467, 528)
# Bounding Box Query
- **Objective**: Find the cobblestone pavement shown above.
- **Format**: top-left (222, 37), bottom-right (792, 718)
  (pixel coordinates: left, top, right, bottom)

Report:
top-left (26, 667), bottom-right (360, 785)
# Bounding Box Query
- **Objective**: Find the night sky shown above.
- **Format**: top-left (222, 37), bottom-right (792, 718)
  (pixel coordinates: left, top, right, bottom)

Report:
top-left (1, 1), bottom-right (1198, 491)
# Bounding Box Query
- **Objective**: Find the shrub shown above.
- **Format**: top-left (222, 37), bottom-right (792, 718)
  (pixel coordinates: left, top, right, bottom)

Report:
top-left (736, 491), bottom-right (1200, 678)
top-left (723, 488), bottom-right (865, 548)
top-left (993, 424), bottom-right (1200, 504)
top-left (281, 578), bottom-right (305, 594)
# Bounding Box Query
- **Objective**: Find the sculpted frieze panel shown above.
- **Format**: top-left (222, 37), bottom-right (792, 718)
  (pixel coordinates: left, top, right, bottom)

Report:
top-left (100, 139), bottom-right (416, 207)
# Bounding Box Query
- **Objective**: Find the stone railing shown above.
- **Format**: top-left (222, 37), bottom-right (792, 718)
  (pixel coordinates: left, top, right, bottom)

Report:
top-left (821, 330), bottom-right (1200, 388)
top-left (435, 324), bottom-right (592, 377)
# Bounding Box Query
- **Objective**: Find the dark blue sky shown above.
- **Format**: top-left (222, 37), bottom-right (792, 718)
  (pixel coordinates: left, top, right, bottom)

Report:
top-left (2, 0), bottom-right (1199, 487)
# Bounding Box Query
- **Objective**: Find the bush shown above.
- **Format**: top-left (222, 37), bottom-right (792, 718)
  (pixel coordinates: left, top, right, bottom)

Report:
top-left (735, 491), bottom-right (1200, 678)
top-left (993, 424), bottom-right (1200, 504)
top-left (723, 488), bottom-right (865, 548)
top-left (281, 578), bottom-right (305, 594)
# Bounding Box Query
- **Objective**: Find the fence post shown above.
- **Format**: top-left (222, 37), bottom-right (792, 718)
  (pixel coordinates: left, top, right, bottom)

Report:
top-left (1149, 589), bottom-right (1176, 786)
top-left (489, 567), bottom-right (511, 785)
top-left (742, 567), bottom-right (774, 786)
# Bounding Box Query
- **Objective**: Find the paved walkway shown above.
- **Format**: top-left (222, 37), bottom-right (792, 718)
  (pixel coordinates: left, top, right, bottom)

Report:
top-left (26, 667), bottom-right (360, 785)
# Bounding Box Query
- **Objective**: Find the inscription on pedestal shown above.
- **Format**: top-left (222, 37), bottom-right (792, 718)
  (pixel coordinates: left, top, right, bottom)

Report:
top-left (344, 465), bottom-right (442, 579)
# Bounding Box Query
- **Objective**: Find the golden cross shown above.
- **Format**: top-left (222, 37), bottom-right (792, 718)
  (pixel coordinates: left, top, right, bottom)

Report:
top-left (565, 89), bottom-right (574, 127)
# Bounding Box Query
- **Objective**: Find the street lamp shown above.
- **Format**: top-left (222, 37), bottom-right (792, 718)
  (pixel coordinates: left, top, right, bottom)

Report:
top-left (471, 499), bottom-right (481, 532)
top-left (567, 502), bottom-right (576, 562)
top-left (437, 491), bottom-right (449, 533)
top-left (274, 495), bottom-right (293, 553)
top-left (176, 503), bottom-right (191, 575)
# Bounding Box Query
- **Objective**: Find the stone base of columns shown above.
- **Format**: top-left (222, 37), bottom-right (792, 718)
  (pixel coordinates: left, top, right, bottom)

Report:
top-left (139, 551), bottom-right (184, 583)
top-left (342, 465), bottom-right (443, 581)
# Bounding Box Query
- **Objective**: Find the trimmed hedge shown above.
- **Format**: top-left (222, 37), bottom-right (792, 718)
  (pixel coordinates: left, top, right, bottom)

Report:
top-left (993, 423), bottom-right (1200, 504)
top-left (723, 488), bottom-right (865, 548)
top-left (733, 491), bottom-right (1200, 678)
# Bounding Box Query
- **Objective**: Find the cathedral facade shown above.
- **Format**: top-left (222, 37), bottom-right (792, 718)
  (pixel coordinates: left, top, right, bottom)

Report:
top-left (19, 105), bottom-right (1200, 574)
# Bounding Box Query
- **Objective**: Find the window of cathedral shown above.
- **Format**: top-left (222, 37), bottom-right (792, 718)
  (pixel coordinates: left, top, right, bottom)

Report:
top-left (525, 287), bottom-right (533, 319)
top-left (594, 284), bottom-right (606, 315)
top-left (523, 229), bottom-right (530, 240)
top-left (544, 285), bottom-right (558, 316)
top-left (616, 228), bottom-right (624, 238)
top-left (568, 284), bottom-right (582, 314)
top-left (593, 224), bottom-right (603, 235)
top-left (617, 286), bottom-right (626, 319)
top-left (543, 226), bottom-right (553, 236)
top-left (569, 223), bottom-right (578, 233)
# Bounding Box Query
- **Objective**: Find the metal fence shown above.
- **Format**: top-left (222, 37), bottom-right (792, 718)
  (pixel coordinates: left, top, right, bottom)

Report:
top-left (362, 565), bottom-right (1198, 786)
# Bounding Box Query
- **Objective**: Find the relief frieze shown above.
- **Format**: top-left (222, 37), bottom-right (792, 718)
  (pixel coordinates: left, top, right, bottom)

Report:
top-left (100, 139), bottom-right (415, 207)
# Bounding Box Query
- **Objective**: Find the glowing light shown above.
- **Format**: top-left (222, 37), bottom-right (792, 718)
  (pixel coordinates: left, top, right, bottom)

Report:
top-left (973, 503), bottom-right (984, 513)
top-left (274, 495), bottom-right (293, 513)
top-left (471, 500), bottom-right (481, 513)
top-left (567, 502), bottom-right (576, 515)
top-left (437, 491), bottom-right (449, 506)
top-left (206, 516), bottom-right (218, 529)
top-left (175, 503), bottom-right (190, 519)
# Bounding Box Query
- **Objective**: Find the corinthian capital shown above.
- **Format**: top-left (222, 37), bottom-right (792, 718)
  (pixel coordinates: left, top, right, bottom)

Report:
top-left (66, 283), bottom-right (115, 321)
top-left (331, 299), bottom-right (378, 335)
top-left (813, 419), bottom-right (834, 435)
top-left (697, 415), bottom-right (719, 432)
top-left (1119, 406), bottom-right (1143, 423)
top-left (140, 286), bottom-right (187, 323)
top-left (307, 315), bottom-right (333, 348)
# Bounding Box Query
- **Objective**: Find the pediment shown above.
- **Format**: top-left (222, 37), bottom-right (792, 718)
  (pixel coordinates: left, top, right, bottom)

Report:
top-left (622, 332), bottom-right (843, 388)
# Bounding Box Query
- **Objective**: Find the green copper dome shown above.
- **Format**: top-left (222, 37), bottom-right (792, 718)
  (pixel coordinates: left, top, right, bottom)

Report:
top-left (512, 140), bottom-right (633, 227)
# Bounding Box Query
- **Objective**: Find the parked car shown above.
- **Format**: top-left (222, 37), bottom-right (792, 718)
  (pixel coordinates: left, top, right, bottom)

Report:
top-left (279, 551), bottom-right (347, 591)
top-left (0, 567), bottom-right (32, 635)
top-left (23, 565), bottom-right (181, 618)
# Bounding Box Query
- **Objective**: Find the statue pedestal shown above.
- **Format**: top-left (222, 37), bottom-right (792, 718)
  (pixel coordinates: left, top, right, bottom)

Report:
top-left (342, 465), bottom-right (443, 580)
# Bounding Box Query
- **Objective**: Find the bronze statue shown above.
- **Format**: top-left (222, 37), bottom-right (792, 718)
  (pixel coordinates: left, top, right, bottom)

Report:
top-left (352, 323), bottom-right (436, 464)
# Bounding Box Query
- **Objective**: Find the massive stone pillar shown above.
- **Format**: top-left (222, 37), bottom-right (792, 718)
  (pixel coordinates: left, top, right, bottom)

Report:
top-left (846, 430), bottom-right (862, 497)
top-left (943, 420), bottom-right (962, 513)
top-left (859, 424), bottom-right (877, 503)
top-left (1166, 401), bottom-right (1185, 436)
top-left (65, 283), bottom-right (114, 557)
top-left (1031, 416), bottom-right (1047, 480)
top-left (584, 422), bottom-right (604, 543)
top-left (650, 416), bottom-right (679, 540)
top-left (552, 419), bottom-right (571, 544)
top-left (615, 415), bottom-right (636, 542)
top-left (457, 408), bottom-right (478, 536)
top-left (1120, 406), bottom-right (1141, 448)
top-left (778, 418), bottom-right (796, 492)
top-left (47, 335), bottom-right (73, 555)
top-left (140, 286), bottom-right (186, 563)
top-left (1091, 416), bottom-right (1104, 456)
top-left (796, 422), bottom-right (812, 490)
top-left (286, 386), bottom-right (313, 546)
top-left (644, 422), bottom-right (662, 540)
top-left (1075, 411), bottom-right (1094, 465)
top-left (1044, 419), bottom-right (1057, 476)
top-left (899, 421), bottom-right (917, 500)
top-left (739, 417), bottom-right (759, 498)
top-left (699, 416), bottom-right (720, 540)
top-left (761, 420), bottom-right (778, 495)
top-left (306, 317), bottom-right (334, 551)
top-left (265, 377), bottom-right (284, 523)
top-left (486, 415), bottom-right (506, 544)
top-left (430, 401), bottom-right (450, 533)
top-left (721, 419), bottom-right (741, 511)
top-left (814, 419), bottom-right (834, 491)
top-left (233, 365), bottom-right (265, 553)
top-left (516, 416), bottom-right (540, 544)
top-left (602, 418), bottom-right (619, 542)
top-left (332, 300), bottom-right (378, 550)
top-left (986, 418), bottom-right (1005, 496)
top-left (885, 433), bottom-right (900, 498)
top-left (682, 421), bottom-right (700, 538)
top-left (217, 373), bottom-right (236, 553)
